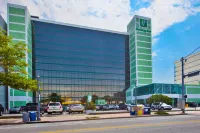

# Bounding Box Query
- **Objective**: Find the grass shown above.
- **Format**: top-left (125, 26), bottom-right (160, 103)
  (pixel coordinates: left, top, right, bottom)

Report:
top-left (86, 116), bottom-right (100, 120)
top-left (154, 111), bottom-right (169, 115)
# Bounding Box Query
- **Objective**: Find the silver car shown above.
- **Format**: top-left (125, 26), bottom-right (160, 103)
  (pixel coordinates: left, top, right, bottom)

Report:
top-left (69, 104), bottom-right (84, 113)
top-left (10, 106), bottom-right (22, 114)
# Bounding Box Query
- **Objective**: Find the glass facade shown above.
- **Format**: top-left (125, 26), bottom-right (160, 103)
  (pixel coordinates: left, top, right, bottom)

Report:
top-left (32, 20), bottom-right (128, 102)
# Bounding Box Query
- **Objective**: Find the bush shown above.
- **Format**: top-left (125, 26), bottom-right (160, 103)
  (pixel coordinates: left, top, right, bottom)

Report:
top-left (85, 102), bottom-right (96, 110)
top-left (147, 94), bottom-right (172, 105)
top-left (154, 111), bottom-right (169, 115)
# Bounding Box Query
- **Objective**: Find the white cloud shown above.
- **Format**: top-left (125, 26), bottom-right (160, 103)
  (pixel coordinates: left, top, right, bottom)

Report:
top-left (0, 0), bottom-right (200, 37)
top-left (135, 0), bottom-right (200, 36)
top-left (152, 51), bottom-right (157, 57)
top-left (152, 37), bottom-right (159, 45)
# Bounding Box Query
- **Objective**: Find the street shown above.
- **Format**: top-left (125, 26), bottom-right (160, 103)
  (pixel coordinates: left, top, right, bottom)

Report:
top-left (0, 115), bottom-right (200, 133)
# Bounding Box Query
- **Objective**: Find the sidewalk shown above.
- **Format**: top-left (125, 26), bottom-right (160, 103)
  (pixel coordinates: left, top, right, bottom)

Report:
top-left (1, 110), bottom-right (199, 125)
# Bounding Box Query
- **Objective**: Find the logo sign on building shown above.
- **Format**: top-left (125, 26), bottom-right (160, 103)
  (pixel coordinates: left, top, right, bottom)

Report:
top-left (136, 18), bottom-right (151, 33)
top-left (140, 19), bottom-right (147, 28)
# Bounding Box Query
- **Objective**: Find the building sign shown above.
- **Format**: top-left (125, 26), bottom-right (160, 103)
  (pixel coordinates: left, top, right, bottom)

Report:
top-left (140, 19), bottom-right (147, 28)
top-left (136, 18), bottom-right (151, 33)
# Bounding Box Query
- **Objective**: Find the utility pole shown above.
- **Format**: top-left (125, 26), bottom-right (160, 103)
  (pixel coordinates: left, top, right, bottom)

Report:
top-left (181, 57), bottom-right (185, 114)
top-left (180, 46), bottom-right (200, 114)
top-left (37, 76), bottom-right (41, 121)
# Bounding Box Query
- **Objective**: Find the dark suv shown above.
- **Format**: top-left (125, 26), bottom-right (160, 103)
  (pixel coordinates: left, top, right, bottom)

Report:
top-left (0, 104), bottom-right (4, 116)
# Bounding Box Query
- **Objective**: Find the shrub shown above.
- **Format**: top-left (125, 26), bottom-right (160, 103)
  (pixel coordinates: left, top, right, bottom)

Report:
top-left (85, 102), bottom-right (96, 110)
top-left (154, 111), bottom-right (169, 115)
top-left (147, 94), bottom-right (172, 105)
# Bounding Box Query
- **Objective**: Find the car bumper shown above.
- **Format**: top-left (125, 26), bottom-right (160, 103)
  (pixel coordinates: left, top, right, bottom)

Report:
top-left (69, 110), bottom-right (84, 112)
top-left (47, 109), bottom-right (63, 112)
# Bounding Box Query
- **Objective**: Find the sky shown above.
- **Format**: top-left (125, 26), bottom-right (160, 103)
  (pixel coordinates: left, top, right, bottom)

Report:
top-left (0, 0), bottom-right (200, 83)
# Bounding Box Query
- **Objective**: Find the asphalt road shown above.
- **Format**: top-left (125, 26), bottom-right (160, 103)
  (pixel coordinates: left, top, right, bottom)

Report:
top-left (1, 115), bottom-right (200, 133)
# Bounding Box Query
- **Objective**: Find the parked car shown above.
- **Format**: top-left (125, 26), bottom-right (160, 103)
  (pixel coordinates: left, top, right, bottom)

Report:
top-left (118, 103), bottom-right (127, 110)
top-left (186, 102), bottom-right (197, 107)
top-left (113, 104), bottom-right (119, 110)
top-left (47, 102), bottom-right (63, 114)
top-left (127, 103), bottom-right (136, 111)
top-left (151, 102), bottom-right (160, 110)
top-left (158, 103), bottom-right (172, 110)
top-left (0, 104), bottom-right (4, 116)
top-left (41, 104), bottom-right (48, 113)
top-left (10, 106), bottom-right (23, 114)
top-left (69, 104), bottom-right (84, 114)
top-left (25, 103), bottom-right (45, 114)
top-left (151, 102), bottom-right (172, 110)
top-left (20, 106), bottom-right (27, 113)
top-left (144, 104), bottom-right (150, 107)
top-left (96, 105), bottom-right (103, 111)
top-left (102, 104), bottom-right (111, 110)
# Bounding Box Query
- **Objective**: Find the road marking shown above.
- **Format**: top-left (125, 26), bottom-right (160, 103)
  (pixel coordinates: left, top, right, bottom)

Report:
top-left (41, 120), bottom-right (200, 133)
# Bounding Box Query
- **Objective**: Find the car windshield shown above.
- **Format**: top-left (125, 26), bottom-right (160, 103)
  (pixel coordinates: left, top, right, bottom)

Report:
top-left (26, 103), bottom-right (38, 106)
top-left (49, 103), bottom-right (60, 106)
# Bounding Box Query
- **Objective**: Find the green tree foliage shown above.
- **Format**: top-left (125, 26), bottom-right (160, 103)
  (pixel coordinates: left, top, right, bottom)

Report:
top-left (81, 95), bottom-right (99, 103)
top-left (104, 95), bottom-right (111, 104)
top-left (147, 94), bottom-right (172, 105)
top-left (92, 94), bottom-right (98, 103)
top-left (81, 96), bottom-right (87, 104)
top-left (85, 102), bottom-right (96, 110)
top-left (41, 93), bottom-right (64, 103)
top-left (0, 28), bottom-right (37, 91)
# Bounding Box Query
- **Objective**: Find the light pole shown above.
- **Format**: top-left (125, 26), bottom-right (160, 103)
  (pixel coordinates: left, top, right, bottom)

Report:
top-left (181, 57), bottom-right (185, 114)
top-left (37, 76), bottom-right (41, 121)
top-left (180, 46), bottom-right (200, 114)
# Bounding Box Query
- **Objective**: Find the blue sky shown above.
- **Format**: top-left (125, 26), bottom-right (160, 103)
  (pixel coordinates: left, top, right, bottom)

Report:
top-left (153, 12), bottom-right (200, 83)
top-left (0, 0), bottom-right (200, 83)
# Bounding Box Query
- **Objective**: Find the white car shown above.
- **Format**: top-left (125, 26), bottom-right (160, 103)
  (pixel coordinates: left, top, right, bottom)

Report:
top-left (47, 102), bottom-right (63, 114)
top-left (159, 103), bottom-right (172, 110)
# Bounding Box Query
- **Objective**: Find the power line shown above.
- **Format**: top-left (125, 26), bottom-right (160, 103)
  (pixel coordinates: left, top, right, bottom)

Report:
top-left (185, 46), bottom-right (200, 59)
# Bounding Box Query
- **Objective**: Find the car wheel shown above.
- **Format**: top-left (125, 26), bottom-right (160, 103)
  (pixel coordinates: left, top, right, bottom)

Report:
top-left (151, 107), bottom-right (155, 110)
top-left (161, 107), bottom-right (164, 110)
top-left (60, 112), bottom-right (63, 115)
top-left (0, 111), bottom-right (3, 116)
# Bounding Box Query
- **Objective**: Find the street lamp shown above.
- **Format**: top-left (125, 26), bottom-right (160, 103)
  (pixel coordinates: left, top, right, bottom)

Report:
top-left (181, 57), bottom-right (185, 114)
top-left (37, 76), bottom-right (41, 121)
top-left (180, 46), bottom-right (200, 114)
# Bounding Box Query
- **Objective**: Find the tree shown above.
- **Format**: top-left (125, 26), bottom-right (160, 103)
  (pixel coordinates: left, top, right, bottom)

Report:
top-left (0, 28), bottom-right (37, 91)
top-left (147, 94), bottom-right (172, 105)
top-left (92, 94), bottom-right (98, 103)
top-left (81, 96), bottom-right (87, 104)
top-left (41, 93), bottom-right (63, 103)
top-left (104, 95), bottom-right (111, 104)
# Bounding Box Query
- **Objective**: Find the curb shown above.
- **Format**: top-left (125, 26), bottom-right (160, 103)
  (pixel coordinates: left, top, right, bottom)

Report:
top-left (0, 113), bottom-right (189, 126)
top-left (89, 111), bottom-right (127, 115)
top-left (0, 116), bottom-right (22, 119)
top-left (0, 110), bottom-right (199, 118)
